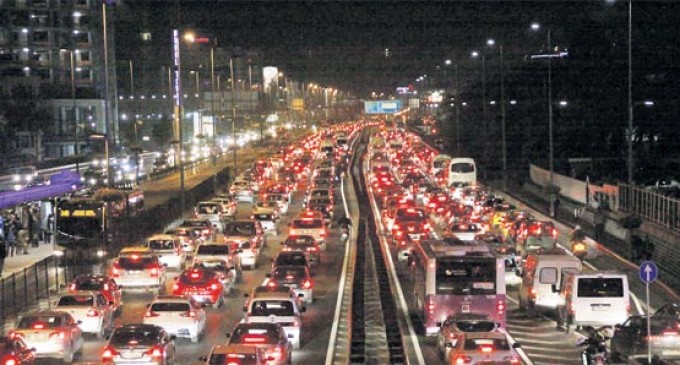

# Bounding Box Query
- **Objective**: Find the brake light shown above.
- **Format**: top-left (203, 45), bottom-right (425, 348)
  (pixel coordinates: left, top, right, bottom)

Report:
top-left (269, 346), bottom-right (284, 361)
top-left (423, 222), bottom-right (431, 230)
top-left (8, 331), bottom-right (23, 339)
top-left (320, 228), bottom-right (327, 237)
top-left (552, 228), bottom-right (558, 239)
top-left (267, 280), bottom-right (278, 288)
top-left (69, 283), bottom-right (77, 291)
top-left (48, 332), bottom-right (65, 340)
top-left (103, 283), bottom-right (110, 291)
top-left (211, 282), bottom-right (219, 291)
top-left (202, 229), bottom-right (210, 235)
top-left (4, 359), bottom-right (17, 365)
top-left (244, 335), bottom-right (267, 343)
top-left (145, 311), bottom-right (160, 318)
top-left (32, 323), bottom-right (45, 330)
top-left (307, 247), bottom-right (318, 252)
top-left (480, 345), bottom-right (494, 353)
top-left (149, 266), bottom-right (159, 277)
top-left (530, 288), bottom-right (538, 297)
top-left (87, 309), bottom-right (100, 317)
top-left (663, 330), bottom-right (678, 336)
top-left (174, 246), bottom-right (180, 255)
top-left (507, 355), bottom-right (522, 365)
top-left (145, 346), bottom-right (164, 358)
top-left (172, 283), bottom-right (180, 292)
top-left (497, 300), bottom-right (505, 313)
top-left (303, 279), bottom-right (313, 289)
top-left (393, 224), bottom-right (400, 231)
top-left (427, 298), bottom-right (435, 312)
top-left (102, 346), bottom-right (119, 360)
top-left (111, 263), bottom-right (120, 277)
top-left (289, 229), bottom-right (297, 236)
top-left (453, 354), bottom-right (472, 364)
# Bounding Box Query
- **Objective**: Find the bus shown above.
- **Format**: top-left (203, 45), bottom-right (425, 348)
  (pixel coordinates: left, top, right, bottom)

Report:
top-left (407, 239), bottom-right (506, 335)
top-left (447, 157), bottom-right (477, 188)
top-left (56, 188), bottom-right (144, 249)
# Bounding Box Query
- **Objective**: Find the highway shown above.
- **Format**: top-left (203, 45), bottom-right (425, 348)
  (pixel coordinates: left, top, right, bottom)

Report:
top-left (7, 125), bottom-right (679, 365)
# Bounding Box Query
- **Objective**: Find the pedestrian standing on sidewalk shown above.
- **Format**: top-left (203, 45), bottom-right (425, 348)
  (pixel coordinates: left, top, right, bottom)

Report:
top-left (26, 206), bottom-right (35, 248)
top-left (594, 207), bottom-right (606, 240)
top-left (30, 209), bottom-right (40, 247)
top-left (554, 197), bottom-right (561, 217)
top-left (5, 214), bottom-right (19, 257)
top-left (18, 226), bottom-right (30, 255)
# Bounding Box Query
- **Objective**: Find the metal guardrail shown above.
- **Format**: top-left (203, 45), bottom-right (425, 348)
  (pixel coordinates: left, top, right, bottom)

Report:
top-left (0, 253), bottom-right (101, 333)
top-left (619, 183), bottom-right (680, 235)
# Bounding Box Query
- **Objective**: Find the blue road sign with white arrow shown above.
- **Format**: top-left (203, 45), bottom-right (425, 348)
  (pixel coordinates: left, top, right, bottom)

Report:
top-left (639, 261), bottom-right (658, 284)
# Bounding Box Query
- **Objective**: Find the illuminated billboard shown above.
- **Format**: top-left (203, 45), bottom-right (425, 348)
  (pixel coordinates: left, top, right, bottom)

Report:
top-left (263, 66), bottom-right (278, 89)
top-left (364, 100), bottom-right (403, 114)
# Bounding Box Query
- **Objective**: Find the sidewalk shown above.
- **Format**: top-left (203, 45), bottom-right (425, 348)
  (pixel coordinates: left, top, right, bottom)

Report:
top-left (1, 241), bottom-right (55, 279)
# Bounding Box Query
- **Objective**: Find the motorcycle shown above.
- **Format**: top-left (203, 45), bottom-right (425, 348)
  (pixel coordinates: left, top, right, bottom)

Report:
top-left (340, 223), bottom-right (350, 242)
top-left (571, 240), bottom-right (588, 261)
top-left (577, 326), bottom-right (612, 365)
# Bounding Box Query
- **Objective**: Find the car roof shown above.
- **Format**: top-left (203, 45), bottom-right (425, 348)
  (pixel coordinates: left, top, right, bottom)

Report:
top-left (120, 247), bottom-right (152, 254)
top-left (250, 290), bottom-right (298, 301)
top-left (148, 234), bottom-right (176, 241)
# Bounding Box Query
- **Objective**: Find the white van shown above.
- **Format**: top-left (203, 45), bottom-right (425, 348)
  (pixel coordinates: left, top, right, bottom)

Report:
top-left (517, 251), bottom-right (582, 315)
top-left (556, 271), bottom-right (630, 332)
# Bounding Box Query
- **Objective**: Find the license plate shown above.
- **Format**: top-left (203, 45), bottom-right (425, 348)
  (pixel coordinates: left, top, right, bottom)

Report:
top-left (409, 234), bottom-right (420, 240)
top-left (592, 305), bottom-right (610, 311)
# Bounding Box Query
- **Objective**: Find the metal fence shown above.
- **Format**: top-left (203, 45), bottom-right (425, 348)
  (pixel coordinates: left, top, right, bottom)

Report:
top-left (619, 183), bottom-right (680, 234)
top-left (0, 254), bottom-right (99, 332)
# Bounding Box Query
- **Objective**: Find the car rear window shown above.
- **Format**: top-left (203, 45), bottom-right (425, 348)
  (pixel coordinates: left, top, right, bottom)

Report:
top-left (253, 213), bottom-right (274, 221)
top-left (230, 326), bottom-right (279, 344)
top-left (58, 295), bottom-right (94, 306)
top-left (209, 353), bottom-right (258, 365)
top-left (194, 260), bottom-right (227, 271)
top-left (455, 321), bottom-right (497, 332)
top-left (150, 302), bottom-right (190, 312)
top-left (224, 223), bottom-right (255, 236)
top-left (251, 300), bottom-right (295, 317)
top-left (196, 245), bottom-right (230, 255)
top-left (182, 220), bottom-right (210, 228)
top-left (273, 266), bottom-right (306, 279)
top-left (110, 329), bottom-right (160, 347)
top-left (18, 316), bottom-right (63, 329)
top-left (148, 240), bottom-right (175, 250)
top-left (118, 256), bottom-right (156, 269)
top-left (74, 279), bottom-right (104, 290)
top-left (577, 278), bottom-right (624, 298)
top-left (292, 219), bottom-right (322, 229)
top-left (197, 204), bottom-right (220, 215)
top-left (396, 209), bottom-right (426, 219)
top-left (275, 254), bottom-right (307, 266)
top-left (179, 270), bottom-right (216, 285)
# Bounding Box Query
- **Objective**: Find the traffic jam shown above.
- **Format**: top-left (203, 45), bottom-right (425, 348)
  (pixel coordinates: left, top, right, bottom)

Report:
top-left (2, 123), bottom-right (359, 365)
top-left (362, 125), bottom-right (680, 365)
top-left (4, 121), bottom-right (680, 365)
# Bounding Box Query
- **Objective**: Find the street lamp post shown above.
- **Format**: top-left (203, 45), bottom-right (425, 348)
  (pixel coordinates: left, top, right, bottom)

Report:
top-left (69, 49), bottom-right (80, 173)
top-left (531, 23), bottom-right (556, 216)
top-left (172, 29), bottom-right (186, 214)
top-left (627, 0), bottom-right (634, 186)
top-left (487, 38), bottom-right (508, 188)
top-left (230, 57), bottom-right (237, 179)
top-left (471, 51), bottom-right (487, 176)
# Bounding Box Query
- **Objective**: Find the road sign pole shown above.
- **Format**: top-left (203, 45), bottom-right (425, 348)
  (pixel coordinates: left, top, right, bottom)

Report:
top-left (639, 260), bottom-right (658, 364)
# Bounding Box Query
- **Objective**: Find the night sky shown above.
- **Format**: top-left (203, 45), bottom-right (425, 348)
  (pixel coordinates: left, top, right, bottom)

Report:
top-left (115, 0), bottom-right (680, 96)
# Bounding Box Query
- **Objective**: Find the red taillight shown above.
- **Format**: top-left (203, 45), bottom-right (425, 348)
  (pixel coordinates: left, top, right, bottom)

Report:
top-left (69, 283), bottom-right (77, 291)
top-left (530, 288), bottom-right (538, 297)
top-left (202, 229), bottom-right (210, 235)
top-left (480, 345), bottom-right (494, 353)
top-left (211, 282), bottom-right (219, 291)
top-left (149, 267), bottom-right (159, 277)
top-left (103, 283), bottom-right (110, 291)
top-left (307, 247), bottom-right (318, 252)
top-left (320, 228), bottom-right (327, 237)
top-left (269, 346), bottom-right (284, 361)
top-left (453, 354), bottom-right (472, 364)
top-left (267, 280), bottom-right (277, 288)
top-left (427, 299), bottom-right (435, 312)
top-left (32, 323), bottom-right (45, 330)
top-left (497, 300), bottom-right (505, 313)
top-left (87, 309), bottom-right (100, 317)
top-left (243, 335), bottom-right (267, 343)
top-left (663, 330), bottom-right (678, 336)
top-left (145, 346), bottom-right (164, 358)
top-left (552, 228), bottom-right (558, 239)
top-left (111, 263), bottom-right (121, 277)
top-left (4, 358), bottom-right (18, 365)
top-left (102, 346), bottom-right (119, 360)
top-left (8, 331), bottom-right (23, 339)
top-left (393, 224), bottom-right (400, 231)
top-left (303, 279), bottom-right (313, 289)
top-left (174, 246), bottom-right (180, 255)
top-left (172, 283), bottom-right (180, 292)
top-left (423, 222), bottom-right (431, 230)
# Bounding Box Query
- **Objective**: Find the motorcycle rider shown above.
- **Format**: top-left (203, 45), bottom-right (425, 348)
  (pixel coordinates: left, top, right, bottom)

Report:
top-left (571, 225), bottom-right (588, 259)
top-left (577, 325), bottom-right (612, 365)
top-left (337, 215), bottom-right (352, 241)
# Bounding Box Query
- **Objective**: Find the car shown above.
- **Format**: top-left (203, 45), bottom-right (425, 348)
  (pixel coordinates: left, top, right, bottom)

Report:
top-left (172, 268), bottom-right (225, 308)
top-left (252, 200), bottom-right (281, 220)
top-left (305, 188), bottom-right (334, 206)
top-left (146, 234), bottom-right (186, 270)
top-left (0, 335), bottom-right (36, 365)
top-left (101, 324), bottom-right (176, 365)
top-left (143, 295), bottom-right (206, 343)
top-left (445, 331), bottom-right (521, 365)
top-left (266, 265), bottom-right (314, 304)
top-left (223, 220), bottom-right (266, 251)
top-left (230, 179), bottom-right (255, 203)
top-left (444, 222), bottom-right (484, 242)
top-left (289, 211), bottom-right (328, 251)
top-left (281, 235), bottom-right (321, 267)
top-left (211, 195), bottom-right (237, 218)
top-left (265, 193), bottom-right (289, 215)
top-left (180, 219), bottom-right (215, 241)
top-left (225, 323), bottom-right (292, 365)
top-left (306, 197), bottom-right (334, 223)
top-left (192, 243), bottom-right (240, 280)
top-left (195, 201), bottom-right (226, 232)
top-left (52, 292), bottom-right (115, 338)
top-left (164, 227), bottom-right (200, 254)
top-left (191, 258), bottom-right (236, 294)
top-left (66, 274), bottom-right (123, 315)
top-left (240, 287), bottom-right (305, 350)
top-left (435, 313), bottom-right (500, 361)
top-left (228, 240), bottom-right (259, 270)
top-left (10, 311), bottom-right (83, 363)
top-left (515, 219), bottom-right (558, 255)
top-left (198, 344), bottom-right (269, 365)
top-left (110, 247), bottom-right (166, 293)
top-left (655, 303), bottom-right (680, 320)
top-left (251, 211), bottom-right (278, 236)
top-left (610, 315), bottom-right (680, 361)
top-left (390, 207), bottom-right (431, 242)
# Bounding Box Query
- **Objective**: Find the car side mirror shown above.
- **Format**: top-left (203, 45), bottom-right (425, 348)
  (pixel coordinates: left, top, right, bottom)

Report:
top-left (551, 284), bottom-right (558, 293)
top-left (512, 342), bottom-right (521, 349)
top-left (117, 284), bottom-right (123, 289)
top-left (30, 347), bottom-right (37, 352)
top-left (199, 355), bottom-right (208, 361)
top-left (244, 293), bottom-right (250, 298)
top-left (298, 293), bottom-right (305, 298)
top-left (146, 303), bottom-right (151, 308)
top-left (225, 332), bottom-right (231, 338)
top-left (615, 324), bottom-right (622, 330)
top-left (169, 335), bottom-right (177, 341)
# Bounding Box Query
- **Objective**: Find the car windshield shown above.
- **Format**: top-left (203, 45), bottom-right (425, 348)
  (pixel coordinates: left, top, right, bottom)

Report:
top-left (57, 295), bottom-right (94, 306)
top-left (150, 302), bottom-right (190, 312)
top-left (148, 240), bottom-right (175, 250)
top-left (195, 260), bottom-right (227, 271)
top-left (251, 300), bottom-right (295, 317)
top-left (273, 266), bottom-right (306, 279)
top-left (182, 220), bottom-right (209, 228)
top-left (197, 204), bottom-right (220, 214)
top-left (18, 316), bottom-right (63, 329)
top-left (224, 223), bottom-right (255, 236)
top-left (110, 329), bottom-right (160, 347)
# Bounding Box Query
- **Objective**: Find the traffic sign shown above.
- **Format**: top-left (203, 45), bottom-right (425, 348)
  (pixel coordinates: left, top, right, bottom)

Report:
top-left (639, 261), bottom-right (658, 284)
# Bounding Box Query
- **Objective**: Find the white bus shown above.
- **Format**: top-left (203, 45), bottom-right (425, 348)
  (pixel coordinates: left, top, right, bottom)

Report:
top-left (407, 239), bottom-right (506, 335)
top-left (447, 157), bottom-right (477, 188)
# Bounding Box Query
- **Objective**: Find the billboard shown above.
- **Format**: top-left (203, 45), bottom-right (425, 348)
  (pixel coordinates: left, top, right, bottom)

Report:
top-left (291, 98), bottom-right (305, 111)
top-left (364, 100), bottom-right (403, 114)
top-left (263, 66), bottom-right (278, 89)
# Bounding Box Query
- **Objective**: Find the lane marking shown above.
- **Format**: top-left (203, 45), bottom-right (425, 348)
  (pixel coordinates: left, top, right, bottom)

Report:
top-left (324, 158), bottom-right (353, 365)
